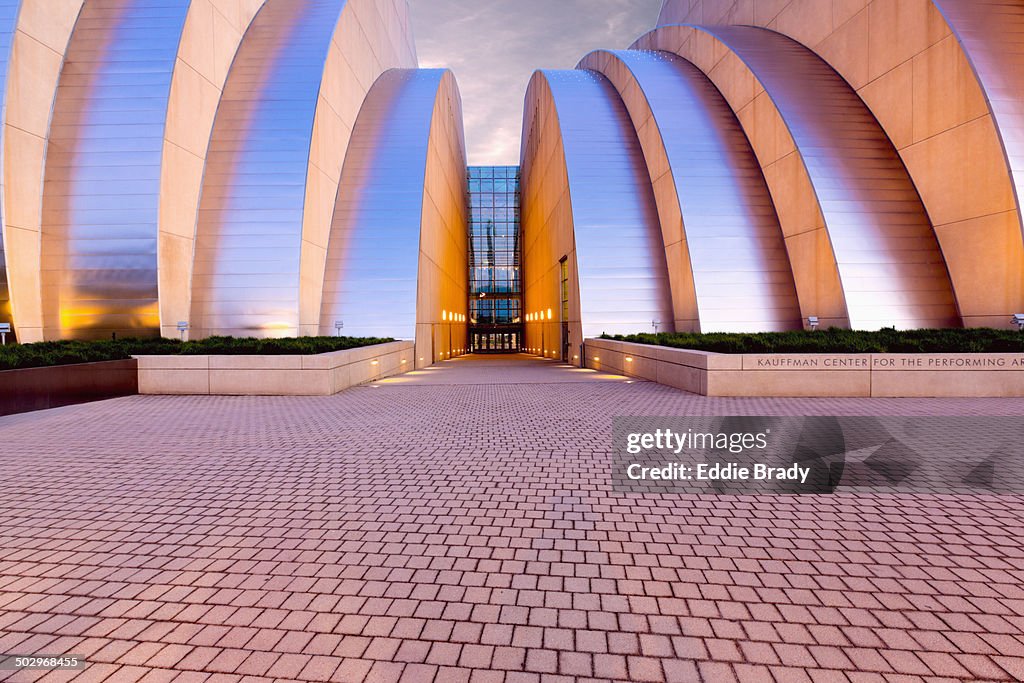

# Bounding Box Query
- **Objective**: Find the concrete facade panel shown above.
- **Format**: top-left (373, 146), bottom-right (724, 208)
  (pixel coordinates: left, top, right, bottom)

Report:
top-left (4, 0), bottom-right (85, 343)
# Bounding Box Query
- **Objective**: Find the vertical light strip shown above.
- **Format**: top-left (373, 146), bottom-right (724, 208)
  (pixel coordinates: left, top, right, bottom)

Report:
top-left (39, 0), bottom-right (190, 339)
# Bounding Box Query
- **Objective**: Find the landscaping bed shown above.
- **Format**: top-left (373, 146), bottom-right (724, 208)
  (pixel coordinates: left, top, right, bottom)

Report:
top-left (0, 336), bottom-right (395, 371)
top-left (603, 328), bottom-right (1024, 354)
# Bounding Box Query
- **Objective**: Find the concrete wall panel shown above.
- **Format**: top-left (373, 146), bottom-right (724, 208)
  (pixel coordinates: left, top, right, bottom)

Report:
top-left (4, 1), bottom-right (85, 343)
top-left (0, 0), bottom-right (20, 340)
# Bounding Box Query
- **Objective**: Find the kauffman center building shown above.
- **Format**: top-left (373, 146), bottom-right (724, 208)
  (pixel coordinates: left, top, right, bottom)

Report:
top-left (0, 0), bottom-right (1021, 368)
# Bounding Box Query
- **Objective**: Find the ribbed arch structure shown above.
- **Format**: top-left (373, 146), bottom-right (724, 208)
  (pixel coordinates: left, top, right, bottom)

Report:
top-left (656, 0), bottom-right (1024, 328)
top-left (520, 69), bottom-right (673, 351)
top-left (1, 0), bottom-right (428, 344)
top-left (321, 68), bottom-right (468, 367)
top-left (189, 0), bottom-right (416, 338)
top-left (933, 0), bottom-right (1024, 236)
top-left (633, 24), bottom-right (960, 330)
top-left (39, 0), bottom-right (191, 339)
top-left (0, 0), bottom-right (21, 340)
top-left (156, 0), bottom-right (267, 339)
top-left (3, 0), bottom-right (86, 344)
top-left (577, 48), bottom-right (801, 333)
top-left (189, 0), bottom-right (348, 338)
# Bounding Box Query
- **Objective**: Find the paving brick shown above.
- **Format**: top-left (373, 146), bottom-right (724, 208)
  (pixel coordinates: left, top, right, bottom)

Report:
top-left (0, 355), bottom-right (1021, 681)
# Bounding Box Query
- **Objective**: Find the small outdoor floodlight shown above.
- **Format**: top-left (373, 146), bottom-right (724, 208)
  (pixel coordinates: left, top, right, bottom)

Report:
top-left (176, 321), bottom-right (189, 341)
top-left (334, 320), bottom-right (344, 336)
top-left (808, 316), bottom-right (820, 331)
top-left (1013, 314), bottom-right (1024, 331)
top-left (0, 322), bottom-right (9, 345)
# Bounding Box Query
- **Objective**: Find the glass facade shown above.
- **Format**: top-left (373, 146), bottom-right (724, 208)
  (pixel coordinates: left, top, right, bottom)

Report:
top-left (468, 166), bottom-right (522, 352)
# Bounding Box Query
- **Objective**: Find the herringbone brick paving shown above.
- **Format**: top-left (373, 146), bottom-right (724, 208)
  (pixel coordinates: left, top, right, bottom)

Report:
top-left (1, 354), bottom-right (1022, 682)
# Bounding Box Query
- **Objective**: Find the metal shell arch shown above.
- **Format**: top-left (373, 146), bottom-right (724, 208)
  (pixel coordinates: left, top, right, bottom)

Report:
top-left (39, 0), bottom-right (192, 339)
top-left (0, 0), bottom-right (21, 340)
top-left (637, 24), bottom-right (960, 331)
top-left (578, 48), bottom-right (801, 334)
top-left (320, 68), bottom-right (469, 367)
top-left (520, 68), bottom-right (674, 344)
top-left (189, 0), bottom-right (416, 339)
top-left (654, 0), bottom-right (1024, 328)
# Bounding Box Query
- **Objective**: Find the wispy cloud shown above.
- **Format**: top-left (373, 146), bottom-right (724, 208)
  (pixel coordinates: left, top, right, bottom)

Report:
top-left (409, 0), bottom-right (663, 165)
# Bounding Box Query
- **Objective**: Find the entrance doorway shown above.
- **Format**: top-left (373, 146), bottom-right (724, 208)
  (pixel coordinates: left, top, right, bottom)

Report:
top-left (471, 330), bottom-right (520, 353)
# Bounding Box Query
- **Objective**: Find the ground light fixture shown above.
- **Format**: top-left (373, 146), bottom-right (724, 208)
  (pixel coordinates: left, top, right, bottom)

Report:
top-left (0, 322), bottom-right (8, 345)
top-left (333, 320), bottom-right (344, 336)
top-left (1014, 314), bottom-right (1024, 331)
top-left (808, 316), bottom-right (820, 331)
top-left (177, 321), bottom-right (189, 341)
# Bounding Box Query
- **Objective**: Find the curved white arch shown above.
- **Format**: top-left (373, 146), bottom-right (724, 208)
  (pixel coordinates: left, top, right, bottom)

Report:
top-left (638, 24), bottom-right (959, 330)
top-left (579, 48), bottom-right (801, 333)
top-left (520, 69), bottom-right (673, 353)
top-left (321, 68), bottom-right (468, 366)
top-left (189, 0), bottom-right (415, 338)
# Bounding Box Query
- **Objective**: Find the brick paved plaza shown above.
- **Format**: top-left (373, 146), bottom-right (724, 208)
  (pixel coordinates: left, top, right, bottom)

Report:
top-left (2, 354), bottom-right (1024, 682)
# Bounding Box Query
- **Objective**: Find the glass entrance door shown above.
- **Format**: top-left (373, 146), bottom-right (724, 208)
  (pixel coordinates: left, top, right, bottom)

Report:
top-left (471, 330), bottom-right (520, 353)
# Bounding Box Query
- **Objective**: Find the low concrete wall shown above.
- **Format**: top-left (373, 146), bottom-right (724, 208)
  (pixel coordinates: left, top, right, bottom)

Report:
top-left (585, 338), bottom-right (1024, 397)
top-left (136, 341), bottom-right (415, 395)
top-left (0, 359), bottom-right (138, 416)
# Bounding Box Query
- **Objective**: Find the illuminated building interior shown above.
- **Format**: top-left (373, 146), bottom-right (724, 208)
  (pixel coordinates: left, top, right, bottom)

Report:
top-left (468, 166), bottom-right (522, 353)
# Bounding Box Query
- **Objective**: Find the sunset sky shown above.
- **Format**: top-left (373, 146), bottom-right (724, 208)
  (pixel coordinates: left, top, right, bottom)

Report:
top-left (409, 0), bottom-right (663, 165)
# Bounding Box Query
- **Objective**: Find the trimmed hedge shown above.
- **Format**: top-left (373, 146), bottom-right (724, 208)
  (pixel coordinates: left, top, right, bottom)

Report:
top-left (601, 328), bottom-right (1024, 354)
top-left (0, 336), bottom-right (395, 371)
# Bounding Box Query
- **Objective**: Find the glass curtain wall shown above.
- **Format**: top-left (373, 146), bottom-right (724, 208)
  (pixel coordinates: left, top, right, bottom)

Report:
top-left (468, 166), bottom-right (522, 352)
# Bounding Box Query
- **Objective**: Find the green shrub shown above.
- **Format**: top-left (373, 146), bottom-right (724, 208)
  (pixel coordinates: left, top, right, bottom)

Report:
top-left (0, 335), bottom-right (395, 371)
top-left (600, 328), bottom-right (1024, 354)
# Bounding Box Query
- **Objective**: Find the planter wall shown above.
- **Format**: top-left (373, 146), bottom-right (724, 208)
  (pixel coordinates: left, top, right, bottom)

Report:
top-left (136, 341), bottom-right (415, 395)
top-left (586, 338), bottom-right (1024, 397)
top-left (0, 359), bottom-right (138, 417)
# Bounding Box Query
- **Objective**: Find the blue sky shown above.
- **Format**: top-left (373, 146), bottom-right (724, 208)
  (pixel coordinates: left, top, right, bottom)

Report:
top-left (410, 0), bottom-right (663, 165)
